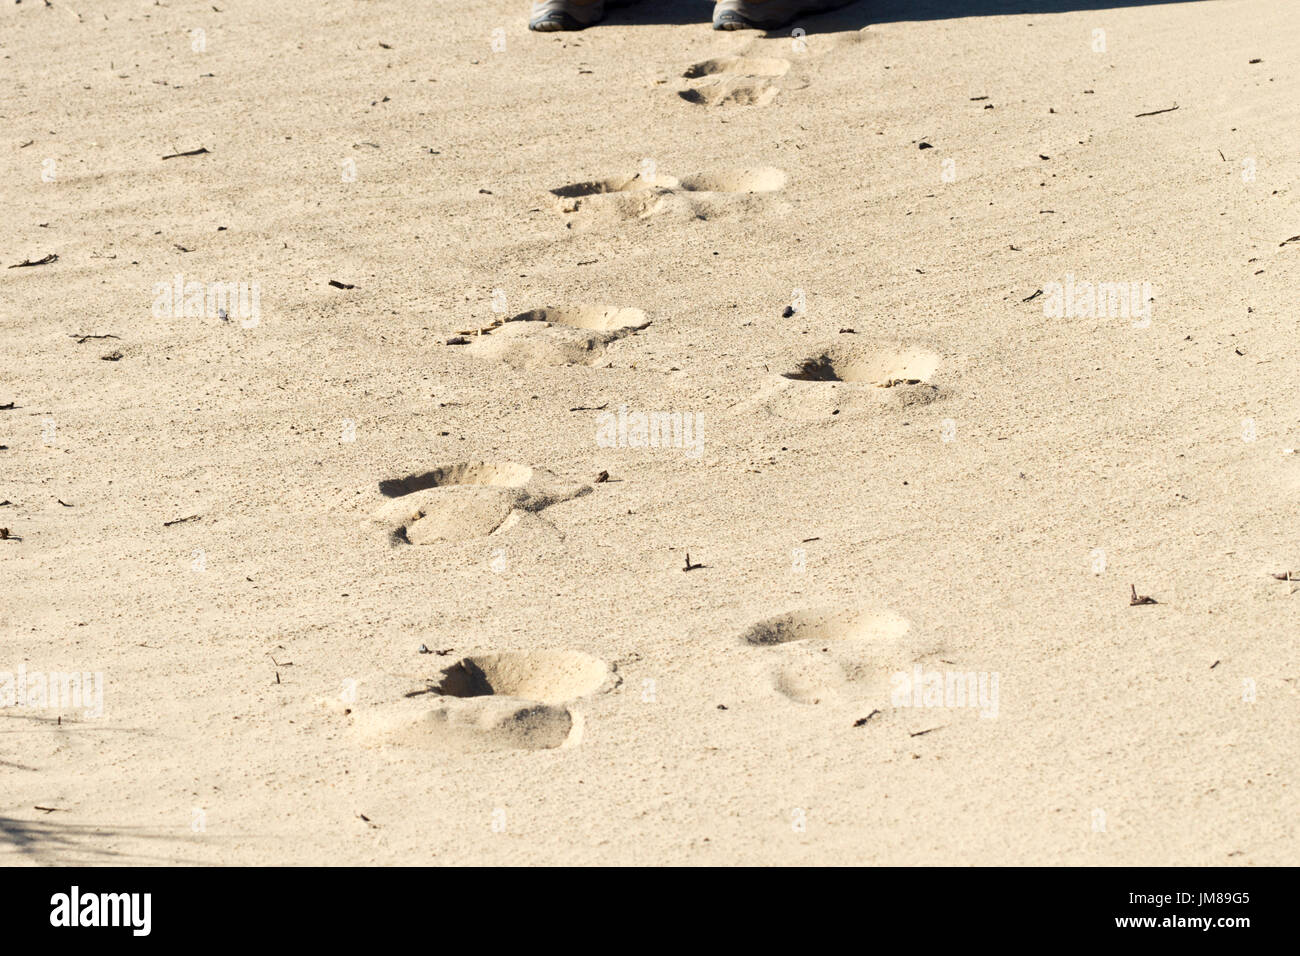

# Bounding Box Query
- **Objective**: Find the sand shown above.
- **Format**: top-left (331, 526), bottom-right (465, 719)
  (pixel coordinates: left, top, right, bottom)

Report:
top-left (2, 0), bottom-right (1298, 865)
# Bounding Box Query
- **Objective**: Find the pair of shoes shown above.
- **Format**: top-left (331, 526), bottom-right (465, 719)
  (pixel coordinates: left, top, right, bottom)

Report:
top-left (528, 0), bottom-right (849, 32)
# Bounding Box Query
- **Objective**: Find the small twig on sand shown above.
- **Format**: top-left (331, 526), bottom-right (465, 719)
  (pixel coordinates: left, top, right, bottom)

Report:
top-left (161, 147), bottom-right (210, 160)
top-left (8, 254), bottom-right (58, 268)
top-left (1129, 584), bottom-right (1157, 606)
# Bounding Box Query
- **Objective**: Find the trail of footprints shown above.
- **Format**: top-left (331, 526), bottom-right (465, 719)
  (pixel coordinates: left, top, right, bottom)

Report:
top-left (345, 603), bottom-right (929, 753)
top-left (347, 36), bottom-right (957, 752)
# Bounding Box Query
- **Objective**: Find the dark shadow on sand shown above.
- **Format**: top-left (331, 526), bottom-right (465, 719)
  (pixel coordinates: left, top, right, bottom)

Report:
top-left (0, 815), bottom-right (208, 865)
top-left (602, 0), bottom-right (1213, 34)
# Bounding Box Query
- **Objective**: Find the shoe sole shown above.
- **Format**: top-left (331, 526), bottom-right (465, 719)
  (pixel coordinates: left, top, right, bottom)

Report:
top-left (529, 11), bottom-right (604, 31)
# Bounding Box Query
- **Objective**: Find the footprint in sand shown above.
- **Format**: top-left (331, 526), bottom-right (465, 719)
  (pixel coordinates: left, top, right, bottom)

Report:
top-left (680, 56), bottom-right (791, 107)
top-left (369, 461), bottom-right (590, 545)
top-left (463, 306), bottom-right (650, 368)
top-left (351, 651), bottom-right (618, 752)
top-left (740, 605), bottom-right (921, 705)
top-left (746, 344), bottom-right (948, 420)
top-left (552, 167), bottom-right (786, 231)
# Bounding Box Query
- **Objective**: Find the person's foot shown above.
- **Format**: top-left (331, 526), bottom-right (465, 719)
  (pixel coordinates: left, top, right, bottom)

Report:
top-left (529, 0), bottom-right (606, 31)
top-left (712, 0), bottom-right (850, 31)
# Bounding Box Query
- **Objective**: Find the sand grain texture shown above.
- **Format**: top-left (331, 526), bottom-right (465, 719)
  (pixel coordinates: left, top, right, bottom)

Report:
top-left (2, 0), bottom-right (1298, 865)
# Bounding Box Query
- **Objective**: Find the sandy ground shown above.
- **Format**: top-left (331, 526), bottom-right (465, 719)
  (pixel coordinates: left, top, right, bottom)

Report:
top-left (2, 0), bottom-right (1298, 865)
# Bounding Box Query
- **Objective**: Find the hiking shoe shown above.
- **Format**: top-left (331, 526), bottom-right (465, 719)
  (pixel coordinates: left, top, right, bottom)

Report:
top-left (529, 0), bottom-right (606, 31)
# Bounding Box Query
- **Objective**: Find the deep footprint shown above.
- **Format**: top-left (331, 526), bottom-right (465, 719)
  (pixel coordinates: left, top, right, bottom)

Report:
top-left (352, 651), bottom-right (616, 752)
top-left (552, 167), bottom-right (785, 230)
top-left (372, 462), bottom-right (589, 544)
top-left (465, 306), bottom-right (650, 367)
top-left (378, 461), bottom-right (533, 498)
top-left (681, 56), bottom-right (790, 108)
top-left (742, 605), bottom-right (915, 705)
top-left (432, 650), bottom-right (616, 704)
top-left (782, 347), bottom-right (940, 387)
top-left (741, 606), bottom-right (910, 646)
top-left (680, 79), bottom-right (779, 108)
top-left (747, 344), bottom-right (946, 419)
